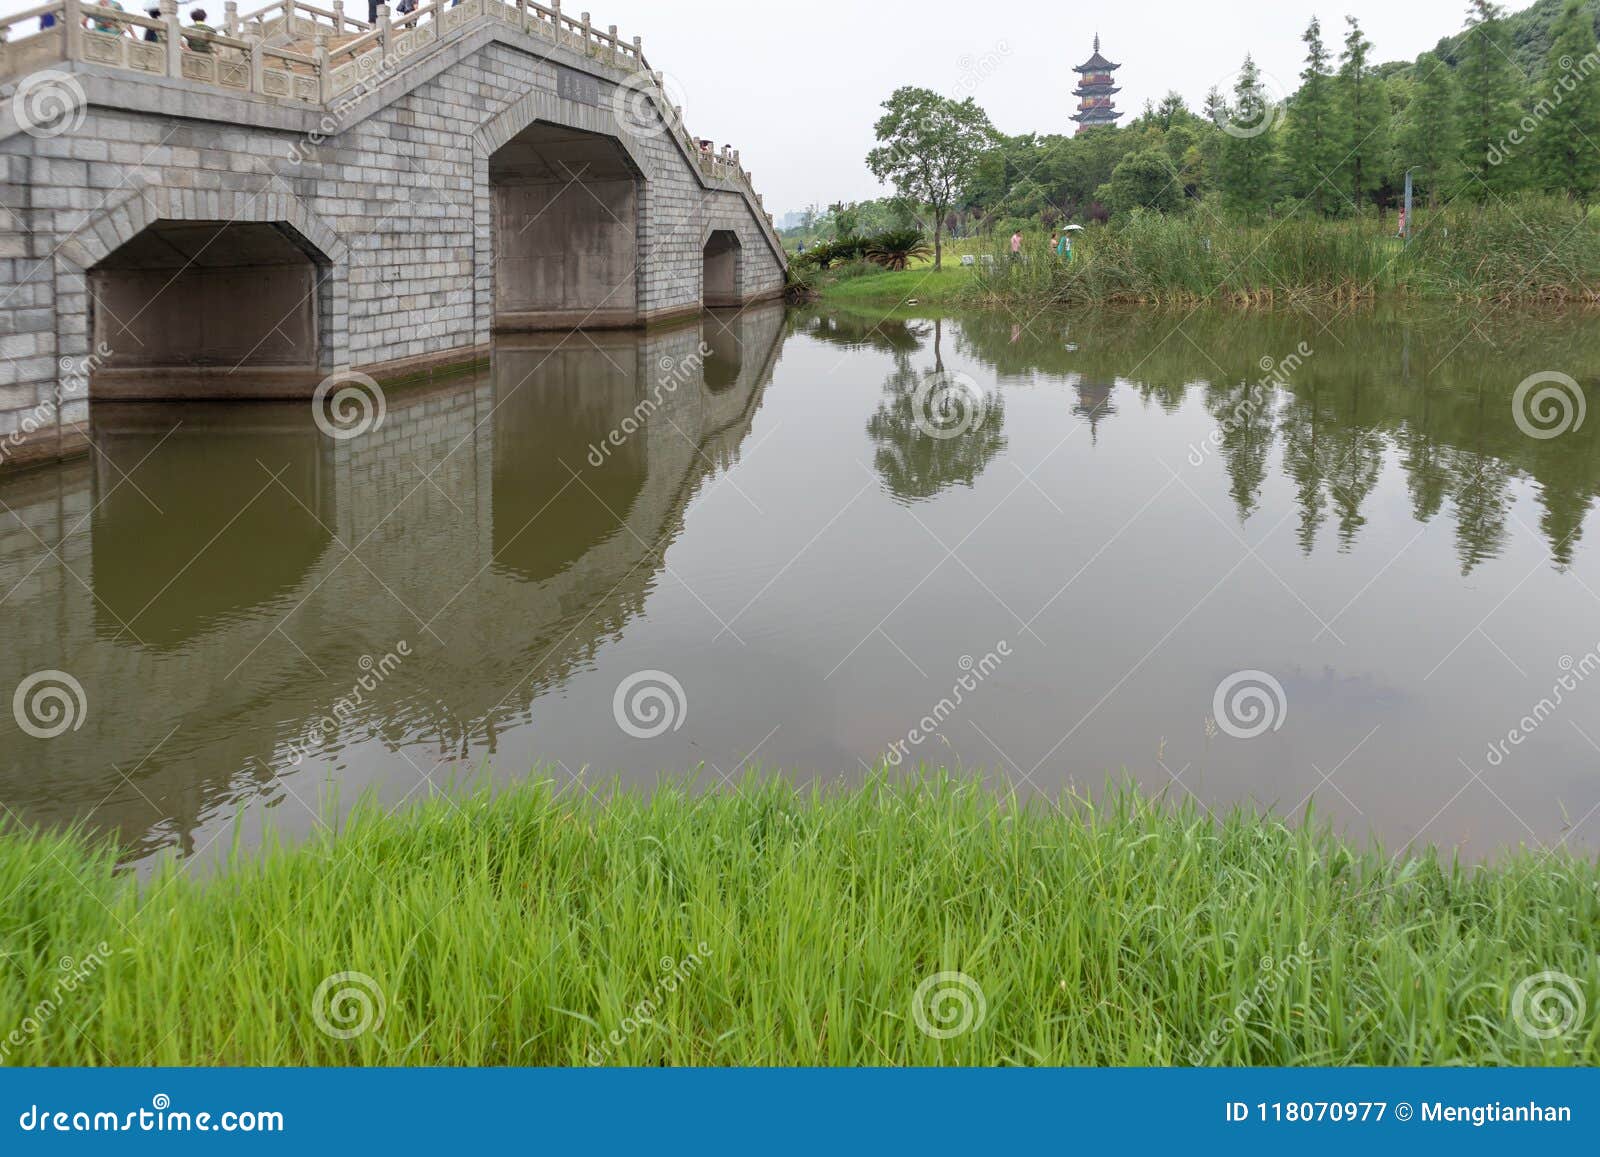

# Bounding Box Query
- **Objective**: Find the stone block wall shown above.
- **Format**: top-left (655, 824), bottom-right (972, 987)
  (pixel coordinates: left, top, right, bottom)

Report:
top-left (0, 21), bottom-right (786, 471)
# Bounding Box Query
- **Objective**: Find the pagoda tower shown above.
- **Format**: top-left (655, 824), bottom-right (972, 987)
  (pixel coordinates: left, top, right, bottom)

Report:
top-left (1070, 35), bottom-right (1123, 133)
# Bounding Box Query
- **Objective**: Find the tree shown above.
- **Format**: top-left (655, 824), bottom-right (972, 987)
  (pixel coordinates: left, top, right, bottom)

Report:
top-left (1397, 53), bottom-right (1464, 207)
top-left (1456, 0), bottom-right (1524, 194)
top-left (1216, 56), bottom-right (1280, 224)
top-left (1337, 16), bottom-right (1391, 211)
top-left (1152, 90), bottom-right (1193, 131)
top-left (1536, 0), bottom-right (1600, 206)
top-left (829, 201), bottom-right (866, 239)
top-left (1099, 149), bottom-right (1184, 215)
top-left (866, 87), bottom-right (997, 269)
top-left (1286, 17), bottom-right (1340, 215)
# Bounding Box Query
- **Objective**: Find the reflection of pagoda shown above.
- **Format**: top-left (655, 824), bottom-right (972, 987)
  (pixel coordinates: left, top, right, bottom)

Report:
top-left (1071, 35), bottom-right (1123, 133)
top-left (1072, 377), bottom-right (1116, 443)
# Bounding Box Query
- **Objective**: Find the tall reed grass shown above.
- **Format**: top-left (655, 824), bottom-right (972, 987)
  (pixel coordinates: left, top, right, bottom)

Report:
top-left (965, 196), bottom-right (1600, 307)
top-left (1, 773), bottom-right (1595, 1066)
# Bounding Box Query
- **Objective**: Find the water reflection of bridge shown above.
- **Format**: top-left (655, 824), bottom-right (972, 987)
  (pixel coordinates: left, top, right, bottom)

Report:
top-left (0, 305), bottom-right (784, 862)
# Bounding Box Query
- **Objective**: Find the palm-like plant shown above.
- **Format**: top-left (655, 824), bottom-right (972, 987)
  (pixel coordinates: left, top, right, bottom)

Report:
top-left (865, 229), bottom-right (932, 271)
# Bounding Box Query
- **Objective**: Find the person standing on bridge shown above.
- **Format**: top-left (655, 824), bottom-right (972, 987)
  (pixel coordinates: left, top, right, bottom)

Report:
top-left (89, 0), bottom-right (128, 37)
top-left (184, 7), bottom-right (215, 51)
top-left (143, 6), bottom-right (162, 42)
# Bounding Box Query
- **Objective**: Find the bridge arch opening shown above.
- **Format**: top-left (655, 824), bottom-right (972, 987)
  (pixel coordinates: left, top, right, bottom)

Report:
top-left (490, 123), bottom-right (642, 330)
top-left (89, 220), bottom-right (328, 397)
top-left (702, 230), bottom-right (741, 308)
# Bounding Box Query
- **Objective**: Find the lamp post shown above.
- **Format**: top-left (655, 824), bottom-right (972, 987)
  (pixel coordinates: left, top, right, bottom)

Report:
top-left (1402, 167), bottom-right (1414, 245)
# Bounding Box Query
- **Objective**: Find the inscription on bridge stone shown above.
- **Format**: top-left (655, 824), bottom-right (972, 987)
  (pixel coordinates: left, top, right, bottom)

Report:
top-left (556, 67), bottom-right (601, 107)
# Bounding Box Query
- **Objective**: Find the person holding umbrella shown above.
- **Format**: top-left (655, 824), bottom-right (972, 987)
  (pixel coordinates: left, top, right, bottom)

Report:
top-left (1058, 223), bottom-right (1082, 261)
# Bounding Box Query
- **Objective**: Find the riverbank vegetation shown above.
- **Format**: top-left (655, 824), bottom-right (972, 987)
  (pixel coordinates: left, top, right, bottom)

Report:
top-left (801, 193), bottom-right (1600, 307)
top-left (2, 774), bottom-right (1596, 1065)
top-left (789, 0), bottom-right (1600, 306)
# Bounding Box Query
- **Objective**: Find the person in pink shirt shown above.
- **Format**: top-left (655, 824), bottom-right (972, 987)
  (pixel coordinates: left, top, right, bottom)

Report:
top-left (1009, 230), bottom-right (1022, 262)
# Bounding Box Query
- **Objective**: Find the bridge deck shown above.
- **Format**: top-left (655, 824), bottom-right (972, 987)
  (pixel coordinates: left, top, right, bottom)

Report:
top-left (0, 0), bottom-right (763, 210)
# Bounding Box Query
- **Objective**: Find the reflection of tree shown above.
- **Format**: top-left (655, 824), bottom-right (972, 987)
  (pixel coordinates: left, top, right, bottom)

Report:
top-left (1202, 379), bottom-right (1275, 521)
top-left (792, 312), bottom-right (930, 355)
top-left (1279, 389), bottom-right (1334, 554)
top-left (807, 304), bottom-right (1600, 568)
top-left (867, 319), bottom-right (1007, 502)
top-left (1326, 427), bottom-right (1385, 550)
top-left (1450, 452), bottom-right (1513, 575)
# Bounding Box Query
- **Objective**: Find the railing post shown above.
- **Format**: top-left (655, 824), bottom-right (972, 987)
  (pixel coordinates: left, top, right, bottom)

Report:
top-left (248, 33), bottom-right (263, 92)
top-left (331, 0), bottom-right (344, 32)
top-left (376, 3), bottom-right (390, 56)
top-left (0, 27), bottom-right (8, 80)
top-left (580, 11), bottom-right (589, 53)
top-left (606, 24), bottom-right (616, 67)
top-left (515, 0), bottom-right (525, 31)
top-left (550, 0), bottom-right (560, 45)
top-left (161, 0), bottom-right (181, 78)
top-left (314, 29), bottom-right (329, 101)
top-left (224, 1), bottom-right (238, 36)
top-left (631, 34), bottom-right (640, 68)
top-left (63, 0), bottom-right (83, 60)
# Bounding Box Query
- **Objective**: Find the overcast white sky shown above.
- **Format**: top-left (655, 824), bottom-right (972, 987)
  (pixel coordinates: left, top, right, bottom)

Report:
top-left (2, 0), bottom-right (1541, 214)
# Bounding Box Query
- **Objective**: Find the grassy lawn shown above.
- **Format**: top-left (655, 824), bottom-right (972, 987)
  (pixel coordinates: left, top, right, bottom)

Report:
top-left (812, 263), bottom-right (976, 306)
top-left (2, 773), bottom-right (1596, 1065)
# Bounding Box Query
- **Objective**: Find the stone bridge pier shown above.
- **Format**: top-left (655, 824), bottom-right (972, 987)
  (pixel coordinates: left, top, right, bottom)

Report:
top-left (0, 0), bottom-right (787, 470)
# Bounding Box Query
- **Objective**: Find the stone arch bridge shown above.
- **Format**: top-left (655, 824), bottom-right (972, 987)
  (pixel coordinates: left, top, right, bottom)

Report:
top-left (0, 0), bottom-right (787, 469)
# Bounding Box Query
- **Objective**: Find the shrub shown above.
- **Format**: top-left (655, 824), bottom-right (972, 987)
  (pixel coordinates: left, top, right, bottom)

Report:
top-left (864, 228), bottom-right (932, 271)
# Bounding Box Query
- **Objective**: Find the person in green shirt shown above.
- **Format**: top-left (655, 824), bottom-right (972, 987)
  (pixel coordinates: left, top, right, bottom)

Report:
top-left (89, 0), bottom-right (126, 35)
top-left (185, 7), bottom-right (215, 52)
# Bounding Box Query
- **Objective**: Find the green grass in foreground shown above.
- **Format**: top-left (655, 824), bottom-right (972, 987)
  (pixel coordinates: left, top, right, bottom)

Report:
top-left (2, 774), bottom-right (1597, 1066)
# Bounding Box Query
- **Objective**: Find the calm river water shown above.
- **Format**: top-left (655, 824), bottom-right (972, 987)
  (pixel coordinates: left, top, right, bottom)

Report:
top-left (4, 302), bottom-right (1599, 864)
